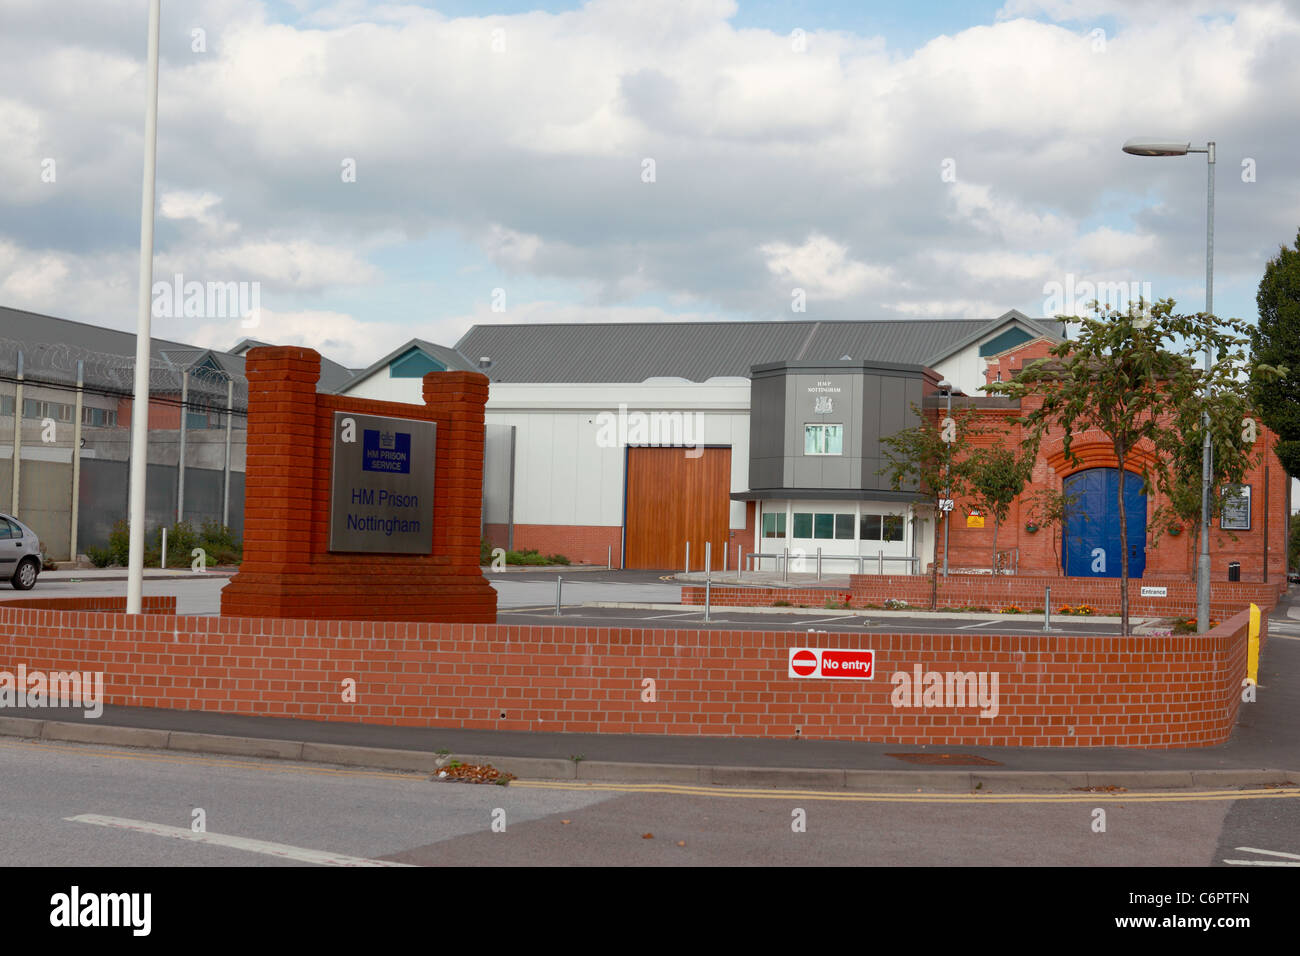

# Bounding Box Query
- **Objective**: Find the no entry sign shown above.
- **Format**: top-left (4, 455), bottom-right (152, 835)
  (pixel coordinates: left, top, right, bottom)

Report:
top-left (787, 648), bottom-right (874, 679)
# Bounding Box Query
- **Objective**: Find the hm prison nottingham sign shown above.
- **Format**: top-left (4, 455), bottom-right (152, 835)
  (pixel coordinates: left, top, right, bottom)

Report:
top-left (329, 411), bottom-right (436, 553)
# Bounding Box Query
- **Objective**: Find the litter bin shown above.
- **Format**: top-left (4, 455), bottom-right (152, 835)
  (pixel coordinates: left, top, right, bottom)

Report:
top-left (1228, 561), bottom-right (1241, 582)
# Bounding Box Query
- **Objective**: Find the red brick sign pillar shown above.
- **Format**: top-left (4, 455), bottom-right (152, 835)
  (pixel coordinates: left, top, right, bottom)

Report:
top-left (221, 346), bottom-right (497, 623)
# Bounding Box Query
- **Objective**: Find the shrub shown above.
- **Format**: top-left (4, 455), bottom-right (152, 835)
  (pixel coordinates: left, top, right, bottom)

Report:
top-left (1001, 605), bottom-right (1025, 614)
top-left (883, 598), bottom-right (910, 610)
top-left (85, 545), bottom-right (113, 568)
top-left (1074, 604), bottom-right (1096, 616)
top-left (773, 600), bottom-right (792, 607)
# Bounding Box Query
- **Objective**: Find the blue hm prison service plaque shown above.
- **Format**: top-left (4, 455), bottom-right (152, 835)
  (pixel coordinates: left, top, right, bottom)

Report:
top-left (329, 411), bottom-right (436, 553)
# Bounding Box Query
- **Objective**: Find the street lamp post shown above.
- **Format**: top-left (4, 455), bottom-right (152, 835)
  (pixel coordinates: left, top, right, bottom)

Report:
top-left (1122, 138), bottom-right (1216, 634)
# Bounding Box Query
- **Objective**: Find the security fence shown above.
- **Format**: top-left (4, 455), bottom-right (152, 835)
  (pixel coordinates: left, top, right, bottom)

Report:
top-left (0, 338), bottom-right (247, 561)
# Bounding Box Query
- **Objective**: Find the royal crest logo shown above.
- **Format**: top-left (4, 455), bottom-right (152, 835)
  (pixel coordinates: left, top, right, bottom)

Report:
top-left (814, 396), bottom-right (833, 414)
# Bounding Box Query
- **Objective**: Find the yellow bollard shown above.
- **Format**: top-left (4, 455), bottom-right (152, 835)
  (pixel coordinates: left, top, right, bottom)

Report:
top-left (1247, 603), bottom-right (1260, 685)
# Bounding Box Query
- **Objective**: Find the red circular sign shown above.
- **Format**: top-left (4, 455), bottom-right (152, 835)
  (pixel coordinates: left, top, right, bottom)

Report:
top-left (791, 649), bottom-right (818, 676)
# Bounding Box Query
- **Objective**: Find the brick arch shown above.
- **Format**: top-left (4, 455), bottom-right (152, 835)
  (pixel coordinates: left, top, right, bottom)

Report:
top-left (1039, 436), bottom-right (1161, 480)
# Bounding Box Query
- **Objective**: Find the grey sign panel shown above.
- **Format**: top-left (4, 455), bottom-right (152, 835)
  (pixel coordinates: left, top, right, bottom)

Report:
top-left (329, 411), bottom-right (436, 553)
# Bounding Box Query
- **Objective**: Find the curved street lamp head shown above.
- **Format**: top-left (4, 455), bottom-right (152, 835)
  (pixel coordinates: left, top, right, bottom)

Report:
top-left (1122, 138), bottom-right (1192, 157)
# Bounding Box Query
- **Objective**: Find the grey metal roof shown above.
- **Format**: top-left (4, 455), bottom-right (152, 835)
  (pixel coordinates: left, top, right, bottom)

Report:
top-left (0, 305), bottom-right (355, 394)
top-left (329, 337), bottom-right (482, 393)
top-left (456, 312), bottom-right (1064, 383)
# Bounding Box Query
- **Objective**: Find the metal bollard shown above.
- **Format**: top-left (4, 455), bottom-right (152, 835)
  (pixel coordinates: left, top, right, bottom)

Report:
top-left (783, 547), bottom-right (789, 583)
top-left (1043, 586), bottom-right (1053, 631)
top-left (723, 540), bottom-right (728, 573)
top-left (685, 541), bottom-right (690, 575)
top-left (879, 550), bottom-right (884, 575)
top-left (705, 542), bottom-right (712, 582)
top-left (703, 576), bottom-right (712, 623)
top-left (816, 547), bottom-right (822, 582)
top-left (607, 545), bottom-right (611, 570)
top-left (554, 575), bottom-right (562, 616)
top-left (161, 527), bottom-right (167, 569)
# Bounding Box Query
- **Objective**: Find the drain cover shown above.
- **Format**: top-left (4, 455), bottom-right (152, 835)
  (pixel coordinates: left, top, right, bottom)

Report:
top-left (886, 753), bottom-right (1003, 766)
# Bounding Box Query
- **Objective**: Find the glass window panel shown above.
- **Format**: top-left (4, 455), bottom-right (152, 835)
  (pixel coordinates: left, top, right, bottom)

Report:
top-left (883, 515), bottom-right (905, 542)
top-left (793, 513), bottom-right (812, 538)
top-left (762, 513), bottom-right (787, 538)
top-left (834, 514), bottom-right (854, 539)
top-left (814, 513), bottom-right (834, 539)
top-left (804, 426), bottom-right (821, 455)
top-left (860, 514), bottom-right (882, 540)
top-left (824, 425), bottom-right (843, 455)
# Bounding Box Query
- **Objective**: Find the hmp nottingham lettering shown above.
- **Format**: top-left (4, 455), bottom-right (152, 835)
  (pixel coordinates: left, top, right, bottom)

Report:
top-left (50, 886), bottom-right (151, 936)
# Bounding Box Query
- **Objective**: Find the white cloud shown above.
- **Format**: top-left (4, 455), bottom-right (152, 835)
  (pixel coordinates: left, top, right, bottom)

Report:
top-left (760, 234), bottom-right (891, 300)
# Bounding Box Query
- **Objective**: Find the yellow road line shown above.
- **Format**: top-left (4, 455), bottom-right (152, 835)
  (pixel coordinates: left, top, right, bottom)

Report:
top-left (7, 737), bottom-right (1296, 805)
top-left (512, 779), bottom-right (1300, 804)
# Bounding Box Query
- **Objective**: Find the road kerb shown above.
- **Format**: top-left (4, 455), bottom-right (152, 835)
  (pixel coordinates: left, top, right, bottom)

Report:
top-left (0, 721), bottom-right (1293, 793)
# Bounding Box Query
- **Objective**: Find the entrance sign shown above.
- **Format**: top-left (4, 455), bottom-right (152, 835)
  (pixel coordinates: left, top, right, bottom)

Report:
top-left (787, 647), bottom-right (874, 679)
top-left (329, 411), bottom-right (436, 553)
top-left (1140, 586), bottom-right (1167, 597)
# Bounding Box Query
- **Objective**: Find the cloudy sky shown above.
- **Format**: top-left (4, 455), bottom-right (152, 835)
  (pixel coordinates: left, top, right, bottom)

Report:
top-left (2, 0), bottom-right (1299, 367)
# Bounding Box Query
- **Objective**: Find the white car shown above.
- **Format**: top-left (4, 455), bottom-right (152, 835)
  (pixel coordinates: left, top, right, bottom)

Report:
top-left (0, 512), bottom-right (42, 590)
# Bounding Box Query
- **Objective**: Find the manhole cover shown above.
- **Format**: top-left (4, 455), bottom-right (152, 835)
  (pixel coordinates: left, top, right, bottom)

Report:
top-left (886, 753), bottom-right (1003, 766)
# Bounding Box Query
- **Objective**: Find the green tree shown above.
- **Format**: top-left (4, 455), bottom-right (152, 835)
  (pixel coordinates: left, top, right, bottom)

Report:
top-left (1250, 229), bottom-right (1300, 476)
top-left (1289, 512), bottom-right (1300, 574)
top-left (988, 299), bottom-right (1259, 635)
top-left (960, 444), bottom-right (1032, 575)
top-left (1021, 486), bottom-right (1079, 576)
top-left (879, 403), bottom-right (982, 608)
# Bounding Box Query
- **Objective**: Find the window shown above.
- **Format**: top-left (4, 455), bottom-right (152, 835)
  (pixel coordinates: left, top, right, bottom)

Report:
top-left (860, 514), bottom-right (881, 541)
top-left (82, 407), bottom-right (117, 427)
top-left (812, 513), bottom-right (834, 539)
top-left (804, 423), bottom-right (843, 456)
top-left (883, 515), bottom-right (905, 542)
top-left (762, 513), bottom-right (786, 538)
top-left (835, 514), bottom-right (854, 539)
top-left (22, 399), bottom-right (72, 422)
top-left (793, 513), bottom-right (812, 538)
top-left (0, 519), bottom-right (17, 540)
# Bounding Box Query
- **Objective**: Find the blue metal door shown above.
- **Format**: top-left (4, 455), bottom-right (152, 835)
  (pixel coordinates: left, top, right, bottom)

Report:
top-left (1063, 468), bottom-right (1146, 578)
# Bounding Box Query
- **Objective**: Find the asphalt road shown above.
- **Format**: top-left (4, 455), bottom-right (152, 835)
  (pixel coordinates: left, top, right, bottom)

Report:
top-left (2, 737), bottom-right (1297, 868)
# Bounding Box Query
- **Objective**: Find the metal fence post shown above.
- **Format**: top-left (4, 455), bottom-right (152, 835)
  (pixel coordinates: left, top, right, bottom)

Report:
top-left (685, 541), bottom-right (690, 575)
top-left (11, 350), bottom-right (22, 515)
top-left (554, 575), bottom-right (562, 616)
top-left (879, 549), bottom-right (884, 575)
top-left (222, 378), bottom-right (233, 527)
top-left (704, 575), bottom-right (712, 623)
top-left (816, 547), bottom-right (822, 582)
top-left (783, 547), bottom-right (789, 583)
top-left (705, 541), bottom-right (712, 581)
top-left (161, 526), bottom-right (167, 569)
top-left (176, 370), bottom-right (188, 522)
top-left (69, 360), bottom-right (83, 562)
top-left (607, 544), bottom-right (611, 570)
top-left (1044, 586), bottom-right (1053, 631)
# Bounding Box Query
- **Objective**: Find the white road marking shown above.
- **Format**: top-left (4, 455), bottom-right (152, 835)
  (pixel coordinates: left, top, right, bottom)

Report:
top-left (1224, 846), bottom-right (1300, 866)
top-left (957, 619), bottom-right (1001, 629)
top-left (65, 814), bottom-right (413, 867)
top-left (1234, 846), bottom-right (1300, 860)
top-left (644, 611), bottom-right (700, 620)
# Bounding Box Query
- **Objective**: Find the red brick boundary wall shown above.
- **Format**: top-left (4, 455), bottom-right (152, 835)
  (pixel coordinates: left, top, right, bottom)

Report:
top-left (0, 601), bottom-right (1257, 748)
top-left (684, 574), bottom-right (1284, 618)
top-left (0, 596), bottom-right (175, 613)
top-left (220, 347), bottom-right (496, 622)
